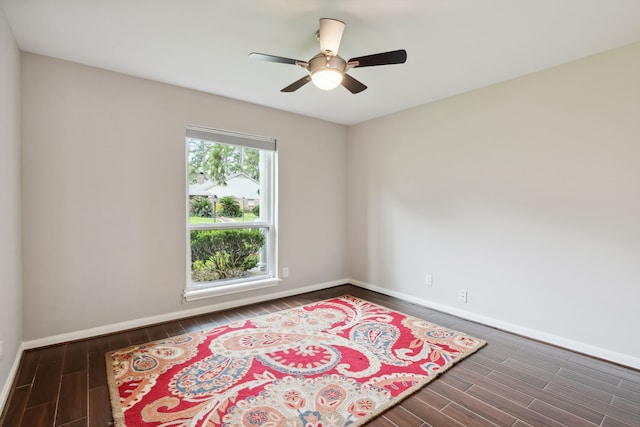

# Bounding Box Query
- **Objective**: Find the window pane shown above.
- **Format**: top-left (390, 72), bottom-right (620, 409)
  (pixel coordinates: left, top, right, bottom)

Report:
top-left (187, 140), bottom-right (263, 225)
top-left (190, 227), bottom-right (269, 283)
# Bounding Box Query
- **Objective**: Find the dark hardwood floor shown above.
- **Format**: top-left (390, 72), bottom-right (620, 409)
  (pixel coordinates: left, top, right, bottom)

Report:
top-left (1, 284), bottom-right (639, 426)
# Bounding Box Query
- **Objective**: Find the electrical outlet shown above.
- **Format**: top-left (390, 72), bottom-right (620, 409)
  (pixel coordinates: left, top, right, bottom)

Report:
top-left (282, 267), bottom-right (289, 278)
top-left (425, 274), bottom-right (433, 286)
top-left (458, 290), bottom-right (468, 303)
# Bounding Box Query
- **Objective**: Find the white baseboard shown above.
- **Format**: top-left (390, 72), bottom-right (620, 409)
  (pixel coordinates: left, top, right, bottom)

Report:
top-left (349, 279), bottom-right (640, 370)
top-left (23, 279), bottom-right (347, 350)
top-left (1, 342), bottom-right (24, 416)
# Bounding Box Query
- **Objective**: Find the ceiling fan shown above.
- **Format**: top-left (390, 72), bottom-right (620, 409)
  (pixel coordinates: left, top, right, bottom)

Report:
top-left (249, 18), bottom-right (407, 94)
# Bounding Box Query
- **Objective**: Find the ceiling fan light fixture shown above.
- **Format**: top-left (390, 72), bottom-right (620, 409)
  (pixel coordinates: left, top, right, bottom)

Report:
top-left (308, 53), bottom-right (346, 91)
top-left (311, 68), bottom-right (343, 90)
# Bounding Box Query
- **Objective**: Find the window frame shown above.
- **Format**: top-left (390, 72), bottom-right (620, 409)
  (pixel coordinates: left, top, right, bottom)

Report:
top-left (183, 125), bottom-right (278, 301)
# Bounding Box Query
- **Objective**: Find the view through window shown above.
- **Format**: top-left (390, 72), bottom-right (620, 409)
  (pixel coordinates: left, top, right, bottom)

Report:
top-left (185, 126), bottom-right (276, 300)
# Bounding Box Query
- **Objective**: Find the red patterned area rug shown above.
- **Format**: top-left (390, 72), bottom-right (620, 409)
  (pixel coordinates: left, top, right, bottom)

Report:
top-left (106, 295), bottom-right (486, 426)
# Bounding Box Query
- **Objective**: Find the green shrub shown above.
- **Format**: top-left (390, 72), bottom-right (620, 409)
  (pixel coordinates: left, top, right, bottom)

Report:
top-left (191, 229), bottom-right (265, 281)
top-left (252, 205), bottom-right (260, 216)
top-left (190, 196), bottom-right (214, 218)
top-left (219, 196), bottom-right (242, 217)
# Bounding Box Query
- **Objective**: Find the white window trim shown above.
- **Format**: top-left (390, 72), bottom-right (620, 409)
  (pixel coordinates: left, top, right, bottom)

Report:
top-left (183, 125), bottom-right (278, 302)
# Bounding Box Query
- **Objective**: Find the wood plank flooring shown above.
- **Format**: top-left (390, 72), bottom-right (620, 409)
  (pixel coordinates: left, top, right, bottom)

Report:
top-left (1, 284), bottom-right (639, 426)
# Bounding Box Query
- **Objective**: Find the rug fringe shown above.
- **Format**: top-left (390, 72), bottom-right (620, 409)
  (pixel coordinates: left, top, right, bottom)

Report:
top-left (105, 350), bottom-right (127, 427)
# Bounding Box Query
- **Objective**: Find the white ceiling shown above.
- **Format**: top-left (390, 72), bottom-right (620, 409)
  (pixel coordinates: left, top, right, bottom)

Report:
top-left (2, 0), bottom-right (640, 125)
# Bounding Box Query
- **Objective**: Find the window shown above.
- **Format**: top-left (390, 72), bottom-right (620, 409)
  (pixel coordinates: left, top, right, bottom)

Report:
top-left (184, 125), bottom-right (277, 301)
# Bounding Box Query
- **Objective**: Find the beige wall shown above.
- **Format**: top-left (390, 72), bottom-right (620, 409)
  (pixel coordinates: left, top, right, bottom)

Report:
top-left (348, 43), bottom-right (640, 366)
top-left (0, 7), bottom-right (22, 401)
top-left (21, 53), bottom-right (348, 340)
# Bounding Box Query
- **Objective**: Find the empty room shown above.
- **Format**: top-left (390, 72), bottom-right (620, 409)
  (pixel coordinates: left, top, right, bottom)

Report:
top-left (1, 1), bottom-right (639, 426)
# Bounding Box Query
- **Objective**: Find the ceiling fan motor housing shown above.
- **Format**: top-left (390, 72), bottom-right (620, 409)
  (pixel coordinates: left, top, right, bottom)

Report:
top-left (308, 53), bottom-right (347, 90)
top-left (308, 53), bottom-right (346, 74)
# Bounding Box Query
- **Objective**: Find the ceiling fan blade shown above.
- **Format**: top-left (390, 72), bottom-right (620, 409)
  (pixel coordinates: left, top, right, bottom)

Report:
top-left (281, 75), bottom-right (312, 92)
top-left (319, 18), bottom-right (345, 55)
top-left (348, 49), bottom-right (407, 67)
top-left (249, 52), bottom-right (302, 65)
top-left (342, 73), bottom-right (367, 94)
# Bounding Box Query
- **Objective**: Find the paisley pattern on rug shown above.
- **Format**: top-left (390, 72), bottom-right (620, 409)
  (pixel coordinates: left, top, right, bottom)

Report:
top-left (106, 295), bottom-right (486, 426)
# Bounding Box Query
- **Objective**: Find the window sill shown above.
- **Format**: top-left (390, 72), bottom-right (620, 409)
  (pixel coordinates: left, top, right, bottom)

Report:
top-left (183, 277), bottom-right (281, 302)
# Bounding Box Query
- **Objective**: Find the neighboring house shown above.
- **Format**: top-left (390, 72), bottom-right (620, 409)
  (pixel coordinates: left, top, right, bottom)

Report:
top-left (189, 172), bottom-right (260, 210)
